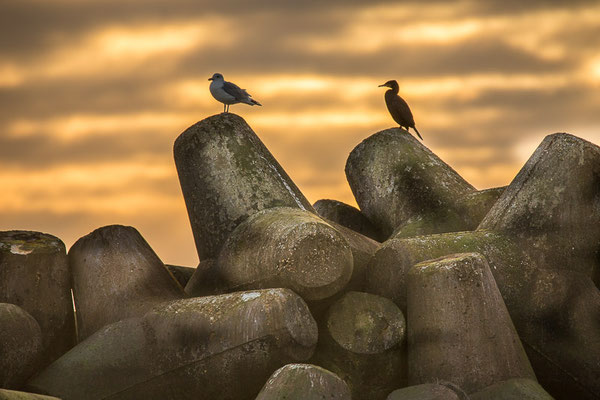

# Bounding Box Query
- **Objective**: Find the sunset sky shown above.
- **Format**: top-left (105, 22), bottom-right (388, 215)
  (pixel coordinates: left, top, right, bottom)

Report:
top-left (2, 0), bottom-right (600, 266)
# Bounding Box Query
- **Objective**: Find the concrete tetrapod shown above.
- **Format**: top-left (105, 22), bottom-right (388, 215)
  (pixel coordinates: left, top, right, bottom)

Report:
top-left (386, 383), bottom-right (467, 400)
top-left (345, 128), bottom-right (478, 239)
top-left (407, 253), bottom-right (536, 393)
top-left (0, 231), bottom-right (74, 365)
top-left (313, 199), bottom-right (382, 241)
top-left (217, 207), bottom-right (354, 302)
top-left (364, 229), bottom-right (600, 399)
top-left (323, 219), bottom-right (380, 292)
top-left (366, 230), bottom-right (536, 315)
top-left (480, 133), bottom-right (600, 285)
top-left (312, 291), bottom-right (406, 400)
top-left (469, 378), bottom-right (554, 400)
top-left (520, 268), bottom-right (600, 399)
top-left (477, 133), bottom-right (600, 398)
top-left (255, 364), bottom-right (351, 400)
top-left (165, 264), bottom-right (196, 288)
top-left (184, 258), bottom-right (225, 297)
top-left (0, 389), bottom-right (60, 400)
top-left (69, 225), bottom-right (184, 340)
top-left (26, 289), bottom-right (318, 400)
top-left (392, 186), bottom-right (505, 239)
top-left (174, 113), bottom-right (314, 261)
top-left (0, 303), bottom-right (43, 389)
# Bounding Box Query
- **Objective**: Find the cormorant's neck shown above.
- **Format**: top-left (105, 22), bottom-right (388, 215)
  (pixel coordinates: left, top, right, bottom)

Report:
top-left (388, 84), bottom-right (399, 94)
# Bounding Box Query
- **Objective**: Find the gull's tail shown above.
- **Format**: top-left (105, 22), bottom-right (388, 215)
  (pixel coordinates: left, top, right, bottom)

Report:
top-left (413, 126), bottom-right (423, 140)
top-left (242, 97), bottom-right (262, 106)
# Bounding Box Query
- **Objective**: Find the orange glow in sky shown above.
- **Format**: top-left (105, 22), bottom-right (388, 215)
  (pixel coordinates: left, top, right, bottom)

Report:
top-left (1, 1), bottom-right (600, 266)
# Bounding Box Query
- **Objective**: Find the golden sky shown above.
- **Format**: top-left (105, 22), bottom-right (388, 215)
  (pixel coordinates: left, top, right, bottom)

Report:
top-left (1, 0), bottom-right (600, 266)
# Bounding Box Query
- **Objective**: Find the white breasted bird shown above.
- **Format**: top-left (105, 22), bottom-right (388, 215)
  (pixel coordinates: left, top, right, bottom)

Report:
top-left (379, 79), bottom-right (423, 140)
top-left (208, 73), bottom-right (262, 113)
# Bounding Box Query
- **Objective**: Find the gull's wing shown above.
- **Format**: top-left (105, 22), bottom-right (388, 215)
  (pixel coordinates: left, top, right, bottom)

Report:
top-left (222, 81), bottom-right (251, 101)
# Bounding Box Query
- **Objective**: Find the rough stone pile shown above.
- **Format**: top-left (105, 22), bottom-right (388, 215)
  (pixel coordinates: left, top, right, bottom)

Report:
top-left (1, 113), bottom-right (598, 399)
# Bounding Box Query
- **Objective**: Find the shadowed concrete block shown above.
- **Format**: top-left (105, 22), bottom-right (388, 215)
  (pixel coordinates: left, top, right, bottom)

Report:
top-left (470, 378), bottom-right (554, 400)
top-left (520, 269), bottom-right (600, 400)
top-left (313, 199), bottom-right (381, 241)
top-left (184, 258), bottom-right (227, 297)
top-left (386, 382), bottom-right (467, 400)
top-left (345, 128), bottom-right (477, 239)
top-left (366, 230), bottom-right (536, 315)
top-left (407, 253), bottom-right (536, 393)
top-left (0, 303), bottom-right (43, 389)
top-left (27, 289), bottom-right (317, 400)
top-left (480, 133), bottom-right (600, 284)
top-left (255, 364), bottom-right (351, 400)
top-left (393, 186), bottom-right (506, 239)
top-left (0, 231), bottom-right (74, 365)
top-left (69, 225), bottom-right (184, 340)
top-left (0, 389), bottom-right (60, 400)
top-left (312, 291), bottom-right (406, 399)
top-left (174, 113), bottom-right (314, 261)
top-left (365, 230), bottom-right (600, 399)
top-left (324, 219), bottom-right (380, 292)
top-left (165, 264), bottom-right (195, 288)
top-left (218, 207), bottom-right (353, 302)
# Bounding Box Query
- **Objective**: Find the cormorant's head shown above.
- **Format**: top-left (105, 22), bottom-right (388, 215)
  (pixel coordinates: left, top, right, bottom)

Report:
top-left (208, 73), bottom-right (224, 82)
top-left (378, 80), bottom-right (399, 89)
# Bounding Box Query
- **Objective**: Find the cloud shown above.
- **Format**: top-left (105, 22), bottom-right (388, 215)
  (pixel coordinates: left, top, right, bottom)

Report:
top-left (2, 0), bottom-right (600, 266)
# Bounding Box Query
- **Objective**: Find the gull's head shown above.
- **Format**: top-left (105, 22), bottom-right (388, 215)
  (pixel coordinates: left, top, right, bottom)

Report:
top-left (208, 73), bottom-right (224, 82)
top-left (378, 80), bottom-right (398, 89)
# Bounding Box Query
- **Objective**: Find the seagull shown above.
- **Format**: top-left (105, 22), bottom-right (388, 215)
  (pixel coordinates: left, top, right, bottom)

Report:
top-left (379, 80), bottom-right (423, 140)
top-left (208, 73), bottom-right (262, 113)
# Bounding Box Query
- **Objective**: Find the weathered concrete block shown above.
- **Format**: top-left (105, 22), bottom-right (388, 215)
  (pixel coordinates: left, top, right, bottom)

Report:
top-left (312, 291), bottom-right (406, 399)
top-left (392, 186), bottom-right (506, 239)
top-left (469, 378), bottom-right (554, 400)
top-left (174, 113), bottom-right (314, 260)
top-left (255, 364), bottom-right (351, 400)
top-left (313, 199), bottom-right (381, 241)
top-left (365, 230), bottom-right (600, 399)
top-left (366, 230), bottom-right (536, 315)
top-left (324, 219), bottom-right (380, 292)
top-left (217, 207), bottom-right (353, 302)
top-left (165, 264), bottom-right (195, 288)
top-left (480, 133), bottom-right (600, 284)
top-left (520, 269), bottom-right (600, 400)
top-left (345, 128), bottom-right (478, 239)
top-left (27, 289), bottom-right (317, 400)
top-left (69, 225), bottom-right (184, 340)
top-left (386, 382), bottom-right (467, 400)
top-left (0, 389), bottom-right (60, 400)
top-left (0, 303), bottom-right (43, 389)
top-left (0, 231), bottom-right (74, 365)
top-left (407, 253), bottom-right (536, 393)
top-left (184, 258), bottom-right (226, 297)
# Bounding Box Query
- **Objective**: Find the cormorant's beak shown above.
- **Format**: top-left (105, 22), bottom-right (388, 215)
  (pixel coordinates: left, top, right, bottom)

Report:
top-left (378, 83), bottom-right (387, 87)
top-left (208, 77), bottom-right (213, 81)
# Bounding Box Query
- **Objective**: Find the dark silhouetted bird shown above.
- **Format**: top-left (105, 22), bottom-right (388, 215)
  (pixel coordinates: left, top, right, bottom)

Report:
top-left (379, 80), bottom-right (422, 140)
top-left (208, 73), bottom-right (262, 113)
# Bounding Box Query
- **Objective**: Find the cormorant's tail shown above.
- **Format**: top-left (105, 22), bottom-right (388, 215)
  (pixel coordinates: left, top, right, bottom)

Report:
top-left (413, 126), bottom-right (423, 140)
